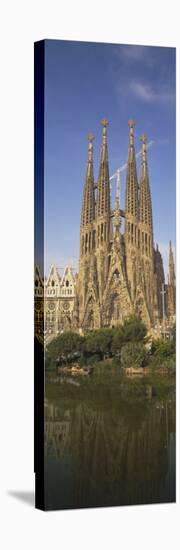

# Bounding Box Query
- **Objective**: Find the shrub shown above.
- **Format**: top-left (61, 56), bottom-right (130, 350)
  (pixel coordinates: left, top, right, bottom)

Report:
top-left (171, 323), bottom-right (176, 352)
top-left (121, 341), bottom-right (147, 369)
top-left (82, 328), bottom-right (113, 360)
top-left (47, 331), bottom-right (84, 362)
top-left (121, 316), bottom-right (147, 342)
top-left (46, 318), bottom-right (148, 366)
top-left (151, 339), bottom-right (174, 359)
top-left (112, 316), bottom-right (147, 354)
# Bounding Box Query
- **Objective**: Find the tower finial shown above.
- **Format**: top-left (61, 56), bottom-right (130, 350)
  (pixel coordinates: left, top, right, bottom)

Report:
top-left (101, 118), bottom-right (109, 147)
top-left (125, 118), bottom-right (138, 219)
top-left (96, 118), bottom-right (110, 219)
top-left (101, 118), bottom-right (109, 128)
top-left (88, 133), bottom-right (94, 142)
top-left (81, 133), bottom-right (95, 227)
top-left (128, 119), bottom-right (135, 128)
top-left (128, 119), bottom-right (135, 147)
top-left (141, 133), bottom-right (147, 144)
top-left (139, 131), bottom-right (153, 230)
top-left (141, 133), bottom-right (147, 164)
top-left (87, 133), bottom-right (94, 163)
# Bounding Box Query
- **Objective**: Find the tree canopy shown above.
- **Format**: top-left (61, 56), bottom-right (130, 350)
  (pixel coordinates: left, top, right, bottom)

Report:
top-left (47, 331), bottom-right (84, 362)
top-left (46, 316), bottom-right (148, 367)
top-left (112, 316), bottom-right (147, 354)
top-left (121, 341), bottom-right (147, 369)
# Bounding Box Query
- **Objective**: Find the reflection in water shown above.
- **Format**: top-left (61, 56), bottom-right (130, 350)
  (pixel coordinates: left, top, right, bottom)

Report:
top-left (44, 376), bottom-right (175, 510)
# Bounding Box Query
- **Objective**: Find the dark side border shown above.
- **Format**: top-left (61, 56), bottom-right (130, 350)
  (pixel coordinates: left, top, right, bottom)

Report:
top-left (34, 40), bottom-right (45, 511)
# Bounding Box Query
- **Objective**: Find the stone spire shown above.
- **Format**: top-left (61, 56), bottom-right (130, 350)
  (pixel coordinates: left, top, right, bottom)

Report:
top-left (114, 169), bottom-right (121, 240)
top-left (78, 133), bottom-right (100, 329)
top-left (167, 241), bottom-right (176, 317)
top-left (81, 134), bottom-right (95, 227)
top-left (154, 243), bottom-right (165, 319)
top-left (138, 134), bottom-right (154, 322)
top-left (124, 120), bottom-right (139, 303)
top-left (139, 134), bottom-right (153, 231)
top-left (169, 240), bottom-right (175, 286)
top-left (96, 119), bottom-right (111, 219)
top-left (95, 119), bottom-right (111, 303)
top-left (125, 120), bottom-right (139, 219)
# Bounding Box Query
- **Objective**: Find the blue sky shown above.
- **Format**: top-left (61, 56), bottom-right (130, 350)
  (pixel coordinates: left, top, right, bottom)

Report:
top-left (44, 40), bottom-right (176, 278)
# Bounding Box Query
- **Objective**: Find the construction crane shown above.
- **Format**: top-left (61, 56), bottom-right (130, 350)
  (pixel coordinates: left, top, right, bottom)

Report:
top-left (110, 139), bottom-right (154, 187)
top-left (56, 140), bottom-right (154, 269)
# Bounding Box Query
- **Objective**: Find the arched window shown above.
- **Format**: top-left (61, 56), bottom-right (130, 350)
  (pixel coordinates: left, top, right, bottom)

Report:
top-left (82, 235), bottom-right (84, 255)
top-left (131, 223), bottom-right (133, 244)
top-left (113, 269), bottom-right (120, 282)
top-left (145, 233), bottom-right (148, 255)
top-left (128, 222), bottom-right (130, 243)
top-left (88, 232), bottom-right (90, 252)
top-left (138, 229), bottom-right (140, 249)
top-left (101, 223), bottom-right (103, 243)
top-left (142, 232), bottom-right (144, 254)
top-left (93, 229), bottom-right (96, 249)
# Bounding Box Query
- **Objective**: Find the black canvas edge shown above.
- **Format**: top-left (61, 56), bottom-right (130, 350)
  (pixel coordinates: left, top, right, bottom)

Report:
top-left (34, 40), bottom-right (45, 511)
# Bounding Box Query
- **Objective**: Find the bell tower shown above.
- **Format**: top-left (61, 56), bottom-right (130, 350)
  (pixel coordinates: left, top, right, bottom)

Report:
top-left (138, 134), bottom-right (154, 320)
top-left (124, 120), bottom-right (139, 301)
top-left (78, 134), bottom-right (100, 329)
top-left (167, 240), bottom-right (176, 317)
top-left (80, 133), bottom-right (95, 250)
top-left (95, 119), bottom-right (112, 300)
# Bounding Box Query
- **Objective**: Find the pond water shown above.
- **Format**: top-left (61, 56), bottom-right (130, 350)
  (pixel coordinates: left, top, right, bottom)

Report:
top-left (44, 367), bottom-right (175, 510)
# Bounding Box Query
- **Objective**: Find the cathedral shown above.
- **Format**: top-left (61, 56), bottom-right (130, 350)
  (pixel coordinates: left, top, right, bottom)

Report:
top-left (34, 119), bottom-right (176, 341)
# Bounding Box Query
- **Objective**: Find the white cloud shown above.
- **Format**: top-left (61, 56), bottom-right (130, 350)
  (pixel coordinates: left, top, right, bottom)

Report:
top-left (120, 45), bottom-right (148, 61)
top-left (129, 81), bottom-right (175, 103)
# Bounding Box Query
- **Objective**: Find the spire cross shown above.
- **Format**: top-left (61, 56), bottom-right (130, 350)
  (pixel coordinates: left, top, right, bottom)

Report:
top-left (141, 133), bottom-right (147, 144)
top-left (87, 134), bottom-right (94, 166)
top-left (101, 118), bottom-right (109, 128)
top-left (141, 133), bottom-right (147, 165)
top-left (88, 133), bottom-right (94, 143)
top-left (128, 119), bottom-right (135, 148)
top-left (101, 118), bottom-right (109, 150)
top-left (128, 119), bottom-right (135, 128)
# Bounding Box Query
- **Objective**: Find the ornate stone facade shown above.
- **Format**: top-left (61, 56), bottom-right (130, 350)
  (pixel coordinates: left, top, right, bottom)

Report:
top-left (34, 119), bottom-right (176, 341)
top-left (34, 265), bottom-right (78, 341)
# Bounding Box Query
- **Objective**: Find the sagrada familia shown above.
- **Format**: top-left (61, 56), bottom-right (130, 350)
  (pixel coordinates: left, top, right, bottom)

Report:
top-left (34, 119), bottom-right (176, 340)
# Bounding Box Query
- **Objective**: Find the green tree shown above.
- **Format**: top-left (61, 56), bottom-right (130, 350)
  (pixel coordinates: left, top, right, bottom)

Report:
top-left (151, 338), bottom-right (174, 359)
top-left (121, 341), bottom-right (147, 369)
top-left (121, 316), bottom-right (147, 341)
top-left (171, 323), bottom-right (176, 352)
top-left (111, 326), bottom-right (124, 355)
top-left (83, 328), bottom-right (113, 360)
top-left (112, 316), bottom-right (147, 354)
top-left (47, 331), bottom-right (84, 363)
